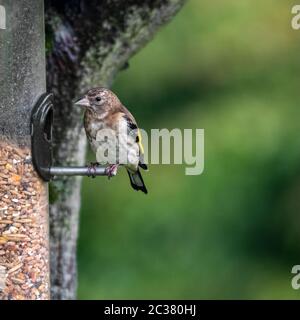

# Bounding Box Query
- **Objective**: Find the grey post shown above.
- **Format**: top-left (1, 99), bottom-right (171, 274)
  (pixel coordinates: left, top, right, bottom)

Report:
top-left (0, 0), bottom-right (46, 139)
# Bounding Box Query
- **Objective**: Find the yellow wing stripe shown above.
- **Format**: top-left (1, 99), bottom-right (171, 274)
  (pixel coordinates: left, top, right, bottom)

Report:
top-left (137, 129), bottom-right (144, 154)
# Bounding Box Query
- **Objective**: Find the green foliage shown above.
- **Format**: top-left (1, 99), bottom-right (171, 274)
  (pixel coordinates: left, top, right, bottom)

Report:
top-left (78, 0), bottom-right (300, 299)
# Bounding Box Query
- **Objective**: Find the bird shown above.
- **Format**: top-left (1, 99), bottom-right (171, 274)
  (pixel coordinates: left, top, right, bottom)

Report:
top-left (75, 87), bottom-right (148, 194)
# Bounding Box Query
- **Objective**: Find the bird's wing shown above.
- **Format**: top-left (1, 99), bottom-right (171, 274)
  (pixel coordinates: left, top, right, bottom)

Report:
top-left (118, 105), bottom-right (148, 170)
top-left (123, 114), bottom-right (144, 153)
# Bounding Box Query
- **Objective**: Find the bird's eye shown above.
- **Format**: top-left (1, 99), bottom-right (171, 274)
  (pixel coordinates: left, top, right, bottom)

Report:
top-left (95, 97), bottom-right (101, 102)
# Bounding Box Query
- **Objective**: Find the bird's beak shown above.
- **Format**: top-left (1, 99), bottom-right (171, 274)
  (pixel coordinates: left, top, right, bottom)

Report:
top-left (75, 96), bottom-right (90, 107)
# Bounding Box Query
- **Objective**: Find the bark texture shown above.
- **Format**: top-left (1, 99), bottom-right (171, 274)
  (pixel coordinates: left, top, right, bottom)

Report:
top-left (45, 0), bottom-right (186, 300)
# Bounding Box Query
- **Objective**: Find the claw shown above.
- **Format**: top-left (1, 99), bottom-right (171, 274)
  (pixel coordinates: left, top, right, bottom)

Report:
top-left (105, 164), bottom-right (119, 179)
top-left (86, 162), bottom-right (100, 178)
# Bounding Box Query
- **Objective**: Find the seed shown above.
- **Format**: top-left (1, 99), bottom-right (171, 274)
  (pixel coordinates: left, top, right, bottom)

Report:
top-left (8, 263), bottom-right (23, 274)
top-left (11, 277), bottom-right (25, 285)
top-left (0, 237), bottom-right (8, 244)
top-left (0, 141), bottom-right (50, 300)
top-left (16, 219), bottom-right (32, 223)
top-left (0, 219), bottom-right (13, 224)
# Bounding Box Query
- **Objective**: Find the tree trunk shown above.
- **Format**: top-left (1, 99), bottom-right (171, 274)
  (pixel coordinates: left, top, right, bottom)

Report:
top-left (45, 0), bottom-right (186, 300)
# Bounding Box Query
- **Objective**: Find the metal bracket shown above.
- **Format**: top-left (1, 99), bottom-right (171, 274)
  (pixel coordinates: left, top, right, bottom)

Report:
top-left (31, 93), bottom-right (106, 182)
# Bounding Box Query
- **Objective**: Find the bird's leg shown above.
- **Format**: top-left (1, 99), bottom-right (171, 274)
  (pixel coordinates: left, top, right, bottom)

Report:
top-left (105, 164), bottom-right (119, 179)
top-left (86, 162), bottom-right (100, 178)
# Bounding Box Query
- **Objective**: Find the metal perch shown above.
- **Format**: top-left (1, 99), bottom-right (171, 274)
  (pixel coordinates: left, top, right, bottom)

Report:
top-left (50, 166), bottom-right (107, 177)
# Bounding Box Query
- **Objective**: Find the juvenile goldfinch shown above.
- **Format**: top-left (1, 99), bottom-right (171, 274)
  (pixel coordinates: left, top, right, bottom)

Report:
top-left (75, 87), bottom-right (148, 194)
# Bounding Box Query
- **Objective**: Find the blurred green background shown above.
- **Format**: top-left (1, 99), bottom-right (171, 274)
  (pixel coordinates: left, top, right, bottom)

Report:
top-left (77, 0), bottom-right (300, 299)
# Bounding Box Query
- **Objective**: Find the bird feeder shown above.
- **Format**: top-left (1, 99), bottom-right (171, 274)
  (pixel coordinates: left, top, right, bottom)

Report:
top-left (0, 0), bottom-right (108, 300)
top-left (0, 0), bottom-right (50, 299)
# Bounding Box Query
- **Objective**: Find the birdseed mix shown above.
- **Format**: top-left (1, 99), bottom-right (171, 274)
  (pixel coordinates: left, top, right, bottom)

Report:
top-left (0, 141), bottom-right (50, 300)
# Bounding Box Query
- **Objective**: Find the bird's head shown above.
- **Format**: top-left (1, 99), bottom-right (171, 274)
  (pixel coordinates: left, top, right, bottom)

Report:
top-left (75, 87), bottom-right (120, 113)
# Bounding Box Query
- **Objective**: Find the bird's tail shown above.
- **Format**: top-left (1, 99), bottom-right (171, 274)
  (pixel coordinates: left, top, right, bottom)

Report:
top-left (127, 169), bottom-right (148, 194)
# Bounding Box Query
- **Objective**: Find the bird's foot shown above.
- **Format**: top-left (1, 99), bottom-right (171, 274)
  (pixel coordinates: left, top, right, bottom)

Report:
top-left (105, 164), bottom-right (119, 179)
top-left (86, 162), bottom-right (100, 178)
